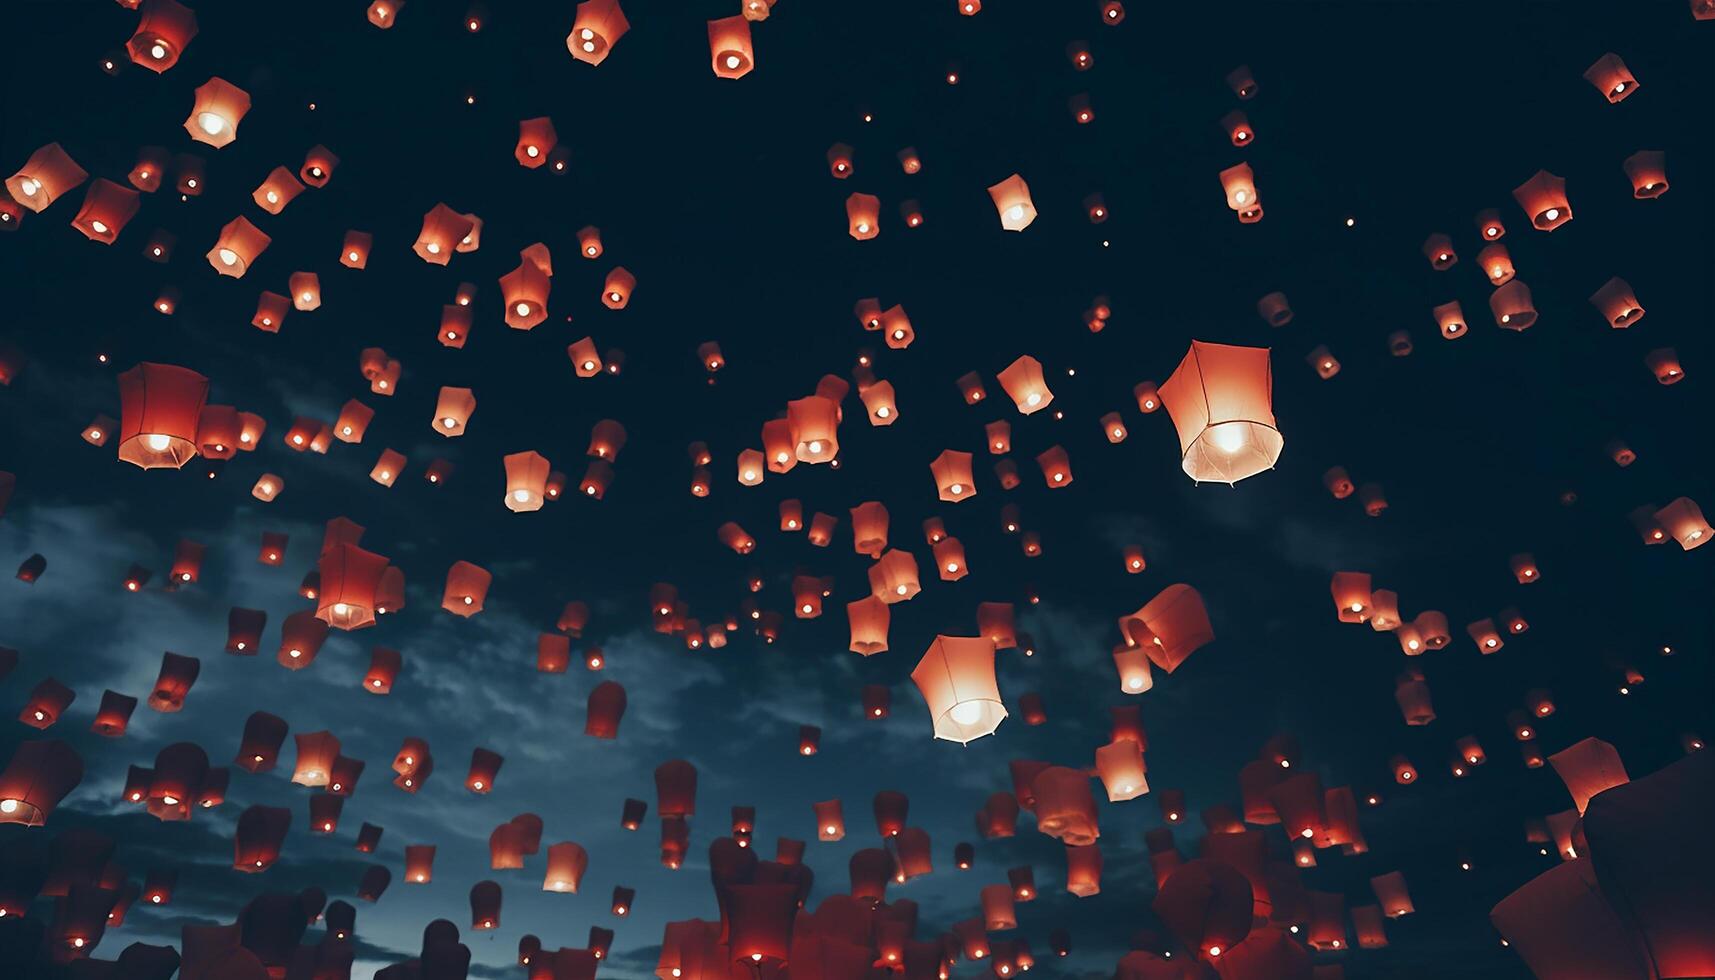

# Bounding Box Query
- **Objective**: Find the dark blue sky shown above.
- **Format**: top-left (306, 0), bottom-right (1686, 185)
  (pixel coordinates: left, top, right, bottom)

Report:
top-left (2, 1), bottom-right (1712, 977)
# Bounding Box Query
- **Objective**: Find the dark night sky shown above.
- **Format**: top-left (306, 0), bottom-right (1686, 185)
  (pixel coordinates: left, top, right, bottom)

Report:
top-left (2, 0), bottom-right (1713, 977)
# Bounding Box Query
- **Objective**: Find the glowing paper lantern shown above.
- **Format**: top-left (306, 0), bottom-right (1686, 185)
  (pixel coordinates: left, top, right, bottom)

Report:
top-left (930, 450), bottom-right (976, 502)
top-left (907, 635), bottom-right (1005, 744)
top-left (1622, 149), bottom-right (1668, 198)
top-left (846, 193), bottom-right (880, 240)
top-left (987, 174), bottom-right (1037, 231)
top-left (997, 355), bottom-right (1054, 413)
top-left (1513, 170), bottom-right (1572, 231)
top-left (1158, 341), bottom-right (1281, 484)
top-left (1583, 53), bottom-right (1639, 103)
top-left (6, 143), bottom-right (87, 213)
top-left (71, 179), bottom-right (139, 243)
top-left (567, 0), bottom-right (629, 64)
top-left (184, 78), bottom-right (250, 148)
top-left (116, 363), bottom-right (206, 470)
top-left (708, 17), bottom-right (754, 78)
top-left (1218, 163), bottom-right (1262, 222)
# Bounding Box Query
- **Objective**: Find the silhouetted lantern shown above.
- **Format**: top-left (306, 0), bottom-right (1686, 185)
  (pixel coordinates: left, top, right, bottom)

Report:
top-left (1654, 497), bottom-right (1711, 549)
top-left (1031, 767), bottom-right (1099, 845)
top-left (1513, 170), bottom-right (1572, 231)
top-left (6, 143), bottom-right (87, 212)
top-left (309, 793), bottom-right (344, 835)
top-left (1426, 300), bottom-right (1467, 341)
top-left (234, 805), bottom-right (290, 871)
top-left (1219, 163), bottom-right (1262, 222)
top-left (1486, 279), bottom-right (1537, 330)
top-left (146, 652), bottom-right (199, 713)
top-left (987, 174), bottom-right (1037, 231)
top-left (1645, 347), bottom-right (1685, 385)
top-left (460, 748), bottom-right (502, 795)
top-left (185, 77), bottom-right (249, 148)
top-left (1622, 149), bottom-right (1668, 198)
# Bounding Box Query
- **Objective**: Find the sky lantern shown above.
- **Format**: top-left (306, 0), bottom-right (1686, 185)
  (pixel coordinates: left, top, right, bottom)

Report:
top-left (602, 267), bottom-right (635, 308)
top-left (719, 522), bottom-right (756, 555)
top-left (1070, 92), bottom-right (1095, 123)
top-left (814, 799), bottom-right (846, 841)
top-left (957, 371), bottom-right (988, 404)
top-left (1422, 233), bottom-right (1458, 270)
top-left (148, 652), bottom-right (200, 711)
top-left (586, 686), bottom-right (627, 741)
top-left (7, 144), bottom-right (87, 213)
top-left (1478, 242), bottom-right (1515, 284)
top-left (880, 304), bottom-right (914, 348)
top-left (414, 204), bottom-right (473, 264)
top-left (433, 387), bottom-right (476, 437)
top-left (196, 406), bottom-right (240, 458)
top-left (332, 400), bottom-right (373, 444)
top-left (93, 689), bottom-right (138, 735)
top-left (1158, 341), bottom-right (1281, 484)
top-left (1583, 52), bottom-right (1639, 102)
top-left (71, 180), bottom-right (138, 243)
top-left (184, 77), bottom-right (249, 147)
top-left (252, 167), bottom-right (303, 214)
top-left (277, 610), bottom-right (328, 670)
top-left (845, 193), bottom-right (880, 240)
top-left (439, 305), bottom-right (471, 347)
top-left (1095, 740), bottom-right (1148, 802)
top-left (1433, 300), bottom-right (1467, 339)
top-left (568, 0), bottom-right (628, 64)
top-left (233, 805), bottom-right (290, 871)
top-left (503, 451), bottom-right (551, 512)
top-left (787, 395), bottom-right (840, 462)
top-left (1549, 738), bottom-right (1629, 815)
top-left (567, 337), bottom-right (604, 377)
top-left (1622, 149), bottom-right (1667, 198)
top-left (870, 549), bottom-right (921, 603)
top-left (909, 635), bottom-right (1005, 743)
top-left (930, 450), bottom-right (976, 502)
top-left (1036, 445), bottom-right (1073, 488)
top-left (0, 740), bottom-right (82, 827)
top-left (206, 219), bottom-right (276, 276)
top-left (315, 543), bottom-right (389, 630)
top-left (987, 174), bottom-right (1037, 231)
top-left (1218, 163), bottom-right (1262, 222)
top-left (860, 381), bottom-right (898, 424)
top-left (297, 145), bottom-right (338, 188)
top-left (934, 537), bottom-right (968, 580)
top-left (367, 0), bottom-right (402, 27)
top-left (443, 561), bottom-right (492, 616)
top-left (1118, 584), bottom-right (1215, 672)
top-left (370, 449), bottom-right (405, 486)
top-left (1307, 345), bottom-right (1340, 379)
top-left (1491, 280), bottom-right (1537, 329)
top-left (291, 731), bottom-right (340, 788)
top-left (128, 0), bottom-right (198, 71)
top-left (252, 292), bottom-right (290, 332)
top-left (501, 258), bottom-right (551, 330)
top-left (1645, 347), bottom-right (1684, 384)
top-left (1653, 498), bottom-right (1711, 549)
top-left (1590, 277), bottom-right (1644, 327)
top-left (655, 760), bottom-right (697, 818)
top-left (1221, 109), bottom-right (1253, 145)
top-left (516, 117), bottom-right (557, 167)
top-left (363, 647), bottom-right (400, 694)
top-left (828, 143), bottom-right (854, 177)
top-left (997, 355), bottom-right (1054, 413)
top-left (288, 271), bottom-right (320, 310)
top-left (1513, 170), bottom-right (1572, 231)
top-left (1395, 670), bottom-right (1435, 725)
top-left (708, 16), bottom-right (755, 78)
top-left (862, 684), bottom-right (891, 719)
top-left (466, 748), bottom-right (503, 794)
top-left (847, 596), bottom-right (890, 656)
top-left (544, 842), bottom-right (589, 893)
top-left (1330, 571), bottom-right (1372, 623)
top-left (116, 363), bottom-right (206, 470)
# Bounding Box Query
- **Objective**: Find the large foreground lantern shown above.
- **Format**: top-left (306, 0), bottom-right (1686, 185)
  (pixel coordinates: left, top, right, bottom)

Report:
top-left (117, 363), bottom-right (208, 469)
top-left (6, 143), bottom-right (87, 212)
top-left (1158, 341), bottom-right (1282, 484)
top-left (910, 635), bottom-right (1006, 744)
top-left (987, 174), bottom-right (1036, 231)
